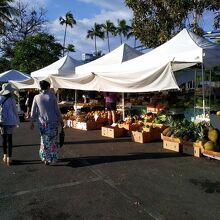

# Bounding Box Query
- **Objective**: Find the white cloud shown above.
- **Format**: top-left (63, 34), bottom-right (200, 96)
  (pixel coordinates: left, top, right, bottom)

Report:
top-left (77, 0), bottom-right (125, 11)
top-left (12, 0), bottom-right (136, 60)
top-left (48, 2), bottom-right (134, 60)
top-left (12, 0), bottom-right (49, 8)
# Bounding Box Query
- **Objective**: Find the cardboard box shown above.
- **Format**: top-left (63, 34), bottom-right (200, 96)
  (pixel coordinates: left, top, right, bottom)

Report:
top-left (161, 133), bottom-right (181, 143)
top-left (118, 123), bottom-right (141, 131)
top-left (182, 141), bottom-right (201, 157)
top-left (75, 121), bottom-right (97, 130)
top-left (101, 126), bottom-right (125, 138)
top-left (147, 107), bottom-right (156, 113)
top-left (131, 131), bottom-right (154, 143)
top-left (163, 140), bottom-right (181, 152)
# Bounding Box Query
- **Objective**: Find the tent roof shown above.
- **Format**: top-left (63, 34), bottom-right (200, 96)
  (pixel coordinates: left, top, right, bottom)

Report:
top-left (12, 29), bottom-right (220, 93)
top-left (130, 28), bottom-right (220, 69)
top-left (0, 69), bottom-right (31, 82)
top-left (31, 55), bottom-right (83, 78)
top-left (75, 43), bottom-right (142, 75)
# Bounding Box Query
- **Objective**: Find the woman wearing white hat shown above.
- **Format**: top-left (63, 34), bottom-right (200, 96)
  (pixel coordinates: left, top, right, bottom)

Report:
top-left (0, 83), bottom-right (20, 166)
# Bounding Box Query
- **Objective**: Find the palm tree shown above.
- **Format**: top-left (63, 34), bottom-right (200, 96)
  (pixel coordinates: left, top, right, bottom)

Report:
top-left (116, 19), bottom-right (131, 45)
top-left (59, 11), bottom-right (76, 56)
top-left (86, 22), bottom-right (104, 54)
top-left (0, 0), bottom-right (17, 33)
top-left (102, 20), bottom-right (116, 52)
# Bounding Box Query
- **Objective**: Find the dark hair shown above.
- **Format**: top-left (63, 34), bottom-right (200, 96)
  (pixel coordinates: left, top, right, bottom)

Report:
top-left (39, 80), bottom-right (50, 90)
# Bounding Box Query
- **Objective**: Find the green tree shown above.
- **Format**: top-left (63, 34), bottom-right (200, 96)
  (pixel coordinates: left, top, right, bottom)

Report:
top-left (12, 33), bottom-right (62, 73)
top-left (116, 19), bottom-right (131, 45)
top-left (65, 43), bottom-right (75, 55)
top-left (86, 22), bottom-right (104, 54)
top-left (125, 0), bottom-right (220, 48)
top-left (59, 11), bottom-right (76, 57)
top-left (102, 20), bottom-right (116, 52)
top-left (1, 1), bottom-right (47, 57)
top-left (0, 57), bottom-right (11, 72)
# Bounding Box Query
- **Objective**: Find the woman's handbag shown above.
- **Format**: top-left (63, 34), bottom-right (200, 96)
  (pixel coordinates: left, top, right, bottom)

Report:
top-left (59, 127), bottom-right (65, 148)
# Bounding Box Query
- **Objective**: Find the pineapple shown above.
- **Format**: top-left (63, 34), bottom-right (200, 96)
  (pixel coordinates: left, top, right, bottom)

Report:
top-left (208, 127), bottom-right (218, 143)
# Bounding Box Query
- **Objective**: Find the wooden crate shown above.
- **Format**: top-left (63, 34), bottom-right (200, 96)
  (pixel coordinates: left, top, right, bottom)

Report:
top-left (163, 140), bottom-right (181, 152)
top-left (161, 133), bottom-right (181, 143)
top-left (131, 131), bottom-right (154, 143)
top-left (203, 150), bottom-right (220, 160)
top-left (182, 141), bottom-right (201, 157)
top-left (101, 126), bottom-right (125, 138)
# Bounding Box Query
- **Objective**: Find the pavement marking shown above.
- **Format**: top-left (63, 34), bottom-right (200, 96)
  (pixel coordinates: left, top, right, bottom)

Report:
top-left (0, 176), bottom-right (101, 200)
top-left (80, 159), bottom-right (166, 220)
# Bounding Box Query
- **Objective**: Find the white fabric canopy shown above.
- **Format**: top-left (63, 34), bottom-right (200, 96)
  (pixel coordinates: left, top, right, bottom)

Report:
top-left (9, 77), bottom-right (41, 89)
top-left (31, 55), bottom-right (82, 78)
top-left (0, 69), bottom-right (31, 82)
top-left (50, 62), bottom-right (179, 92)
top-left (75, 43), bottom-right (143, 75)
top-left (11, 29), bottom-right (220, 92)
top-left (83, 28), bottom-right (220, 78)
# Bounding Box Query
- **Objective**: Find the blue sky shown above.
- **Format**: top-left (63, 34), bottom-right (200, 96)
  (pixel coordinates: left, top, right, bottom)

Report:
top-left (15, 0), bottom-right (218, 60)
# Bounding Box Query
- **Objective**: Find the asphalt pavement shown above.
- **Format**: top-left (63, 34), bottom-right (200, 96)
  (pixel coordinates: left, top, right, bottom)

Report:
top-left (0, 122), bottom-right (220, 220)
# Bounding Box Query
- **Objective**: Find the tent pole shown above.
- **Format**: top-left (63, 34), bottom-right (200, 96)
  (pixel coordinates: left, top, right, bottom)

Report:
top-left (201, 64), bottom-right (205, 118)
top-left (209, 70), bottom-right (212, 115)
top-left (122, 92), bottom-right (125, 121)
top-left (194, 69), bottom-right (197, 120)
top-left (74, 89), bottom-right (77, 114)
top-left (57, 89), bottom-right (59, 102)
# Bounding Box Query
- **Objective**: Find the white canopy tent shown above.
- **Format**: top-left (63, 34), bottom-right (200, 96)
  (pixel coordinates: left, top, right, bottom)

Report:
top-left (75, 43), bottom-right (143, 75)
top-left (50, 29), bottom-right (220, 92)
top-left (31, 54), bottom-right (83, 78)
top-left (12, 29), bottom-right (220, 91)
top-left (57, 43), bottom-right (143, 114)
top-left (10, 29), bottom-right (220, 117)
top-left (10, 77), bottom-right (41, 89)
top-left (0, 69), bottom-right (31, 82)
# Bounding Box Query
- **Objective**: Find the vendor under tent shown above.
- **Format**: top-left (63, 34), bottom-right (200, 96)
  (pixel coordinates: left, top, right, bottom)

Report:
top-left (0, 69), bottom-right (31, 82)
top-left (31, 54), bottom-right (83, 78)
top-left (57, 43), bottom-right (143, 115)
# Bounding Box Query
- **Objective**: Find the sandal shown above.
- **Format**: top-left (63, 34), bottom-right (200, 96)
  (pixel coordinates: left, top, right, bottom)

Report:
top-left (44, 161), bottom-right (50, 165)
top-left (3, 155), bottom-right (7, 163)
top-left (6, 157), bottom-right (12, 166)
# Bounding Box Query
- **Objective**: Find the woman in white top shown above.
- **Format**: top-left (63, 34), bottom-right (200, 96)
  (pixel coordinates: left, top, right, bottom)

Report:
top-left (30, 80), bottom-right (63, 165)
top-left (0, 83), bottom-right (19, 166)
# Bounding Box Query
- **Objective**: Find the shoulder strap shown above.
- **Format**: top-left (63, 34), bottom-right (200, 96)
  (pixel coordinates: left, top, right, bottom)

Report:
top-left (1, 96), bottom-right (10, 106)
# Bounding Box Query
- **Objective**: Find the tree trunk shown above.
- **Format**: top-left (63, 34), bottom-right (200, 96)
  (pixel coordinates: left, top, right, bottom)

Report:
top-left (120, 34), bottom-right (123, 45)
top-left (94, 36), bottom-right (97, 54)
top-left (63, 24), bottom-right (67, 57)
top-left (107, 32), bottom-right (110, 52)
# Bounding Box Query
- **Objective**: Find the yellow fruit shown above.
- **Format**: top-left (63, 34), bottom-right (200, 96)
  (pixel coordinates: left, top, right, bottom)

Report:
top-left (162, 127), bottom-right (170, 136)
top-left (208, 128), bottom-right (218, 142)
top-left (216, 111), bottom-right (220, 116)
top-left (204, 141), bottom-right (216, 151)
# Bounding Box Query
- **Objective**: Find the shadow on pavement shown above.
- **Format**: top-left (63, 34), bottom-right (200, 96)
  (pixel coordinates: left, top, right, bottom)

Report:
top-left (13, 144), bottom-right (40, 148)
top-left (12, 159), bottom-right (42, 165)
top-left (57, 152), bottom-right (185, 168)
top-left (64, 137), bottom-right (131, 145)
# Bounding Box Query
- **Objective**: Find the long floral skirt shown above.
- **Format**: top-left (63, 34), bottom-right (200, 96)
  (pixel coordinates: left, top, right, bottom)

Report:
top-left (38, 122), bottom-right (59, 163)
